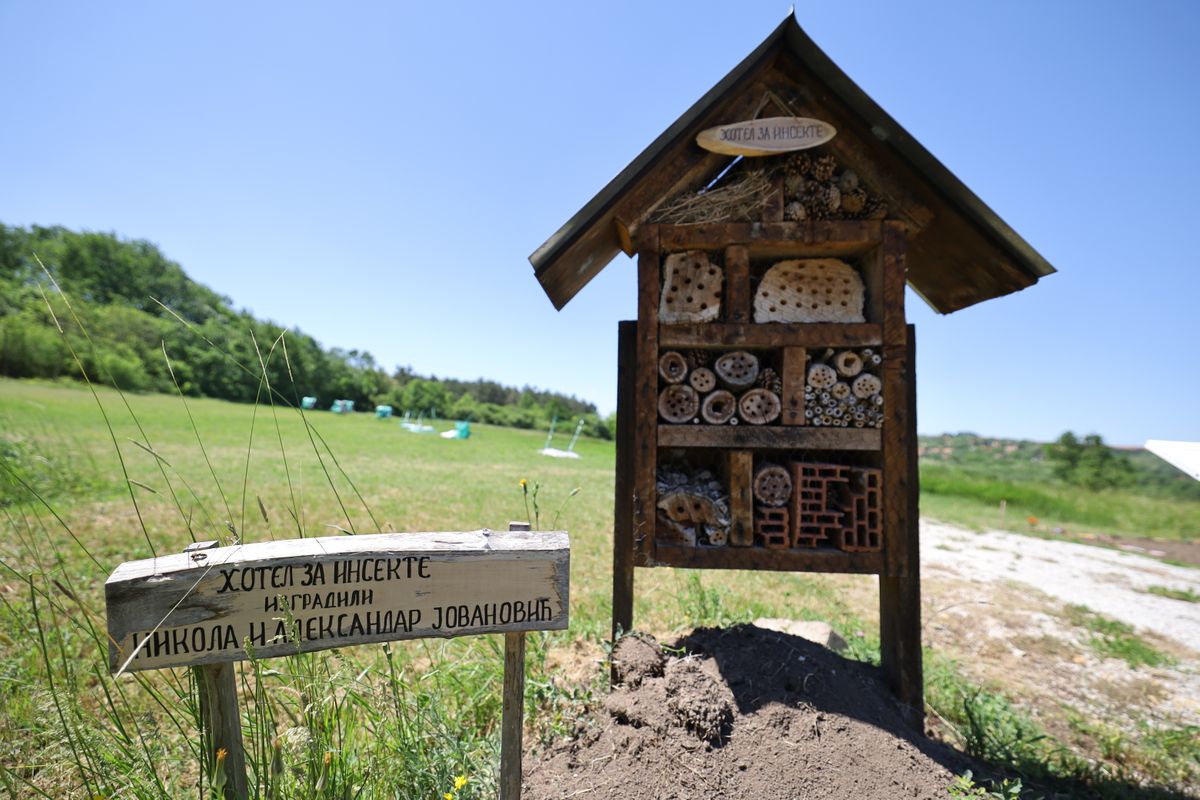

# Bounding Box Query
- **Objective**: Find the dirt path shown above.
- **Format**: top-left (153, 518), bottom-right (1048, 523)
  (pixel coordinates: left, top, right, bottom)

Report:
top-left (921, 520), bottom-right (1200, 652)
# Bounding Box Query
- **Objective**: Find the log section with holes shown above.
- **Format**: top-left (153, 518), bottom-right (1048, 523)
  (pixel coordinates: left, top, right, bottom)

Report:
top-left (105, 531), bottom-right (569, 672)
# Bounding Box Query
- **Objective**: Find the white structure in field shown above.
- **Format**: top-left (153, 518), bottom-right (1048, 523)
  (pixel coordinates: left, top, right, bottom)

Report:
top-left (1145, 440), bottom-right (1200, 482)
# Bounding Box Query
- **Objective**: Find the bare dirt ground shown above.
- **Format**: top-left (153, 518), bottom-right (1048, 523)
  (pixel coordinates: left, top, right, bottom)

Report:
top-left (525, 627), bottom-right (974, 800)
top-left (525, 521), bottom-right (1200, 798)
top-left (921, 520), bottom-right (1200, 737)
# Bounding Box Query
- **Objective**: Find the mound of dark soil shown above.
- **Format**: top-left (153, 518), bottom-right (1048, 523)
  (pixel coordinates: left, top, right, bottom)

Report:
top-left (524, 624), bottom-right (973, 800)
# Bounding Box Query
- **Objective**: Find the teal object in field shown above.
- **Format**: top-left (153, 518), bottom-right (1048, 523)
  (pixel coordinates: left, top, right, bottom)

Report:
top-left (439, 421), bottom-right (471, 440)
top-left (301, 396), bottom-right (317, 410)
top-left (375, 405), bottom-right (393, 419)
top-left (331, 399), bottom-right (355, 414)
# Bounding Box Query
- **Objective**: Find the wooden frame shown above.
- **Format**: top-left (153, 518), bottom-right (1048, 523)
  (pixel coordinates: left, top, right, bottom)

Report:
top-left (613, 220), bottom-right (922, 728)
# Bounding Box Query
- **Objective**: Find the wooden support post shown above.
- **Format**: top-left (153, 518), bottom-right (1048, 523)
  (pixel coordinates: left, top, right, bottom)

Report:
top-left (183, 540), bottom-right (248, 800)
top-left (632, 230), bottom-right (661, 568)
top-left (727, 451), bottom-right (754, 546)
top-left (723, 244), bottom-right (751, 324)
top-left (879, 327), bottom-right (923, 729)
top-left (781, 346), bottom-right (808, 425)
top-left (500, 522), bottom-right (530, 800)
top-left (196, 662), bottom-right (248, 800)
top-left (500, 633), bottom-right (526, 800)
top-left (613, 321), bottom-right (637, 652)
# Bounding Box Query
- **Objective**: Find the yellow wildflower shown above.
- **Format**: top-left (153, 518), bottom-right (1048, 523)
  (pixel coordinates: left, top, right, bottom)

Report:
top-left (454, 775), bottom-right (469, 790)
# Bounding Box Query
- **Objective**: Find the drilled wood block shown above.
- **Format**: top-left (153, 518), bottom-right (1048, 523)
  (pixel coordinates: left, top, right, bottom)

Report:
top-left (660, 251), bottom-right (722, 324)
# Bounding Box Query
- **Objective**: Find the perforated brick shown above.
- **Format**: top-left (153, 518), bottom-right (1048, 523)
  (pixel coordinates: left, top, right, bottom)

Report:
top-left (754, 506), bottom-right (790, 549)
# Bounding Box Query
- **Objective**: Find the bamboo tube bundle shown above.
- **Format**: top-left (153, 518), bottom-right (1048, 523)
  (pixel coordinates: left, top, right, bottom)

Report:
top-left (700, 390), bottom-right (736, 425)
top-left (753, 463), bottom-right (793, 507)
top-left (658, 384), bottom-right (699, 423)
top-left (689, 367), bottom-right (717, 393)
top-left (714, 351), bottom-right (760, 389)
top-left (738, 388), bottom-right (781, 425)
top-left (833, 350), bottom-right (863, 377)
top-left (658, 351), bottom-right (688, 384)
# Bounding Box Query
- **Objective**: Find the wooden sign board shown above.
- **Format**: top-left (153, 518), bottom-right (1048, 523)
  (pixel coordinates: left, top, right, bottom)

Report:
top-left (106, 530), bottom-right (569, 673)
top-left (696, 116), bottom-right (836, 156)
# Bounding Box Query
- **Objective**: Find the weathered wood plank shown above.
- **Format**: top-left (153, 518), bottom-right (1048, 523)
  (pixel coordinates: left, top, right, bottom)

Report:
top-left (727, 451), bottom-right (754, 546)
top-left (499, 631), bottom-right (525, 800)
top-left (724, 244), bottom-right (751, 324)
top-left (879, 574), bottom-right (923, 729)
top-left (197, 661), bottom-right (248, 800)
top-left (613, 320), bottom-right (637, 640)
top-left (657, 221), bottom-right (883, 254)
top-left (655, 543), bottom-right (884, 574)
top-left (659, 322), bottom-right (881, 349)
top-left (882, 327), bottom-right (923, 727)
top-left (657, 425), bottom-right (880, 450)
top-left (881, 221), bottom-right (908, 342)
top-left (781, 346), bottom-right (808, 426)
top-left (633, 229), bottom-right (661, 567)
top-left (106, 531), bottom-right (570, 672)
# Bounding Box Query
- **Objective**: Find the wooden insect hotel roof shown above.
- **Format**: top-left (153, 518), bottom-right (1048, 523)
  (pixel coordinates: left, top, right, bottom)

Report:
top-left (530, 15), bottom-right (1055, 315)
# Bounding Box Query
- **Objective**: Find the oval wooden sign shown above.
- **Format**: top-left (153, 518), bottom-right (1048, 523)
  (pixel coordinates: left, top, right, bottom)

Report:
top-left (696, 116), bottom-right (836, 156)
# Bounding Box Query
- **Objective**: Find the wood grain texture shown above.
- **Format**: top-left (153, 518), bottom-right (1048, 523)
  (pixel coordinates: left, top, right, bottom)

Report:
top-left (655, 543), bottom-right (883, 574)
top-left (633, 229), bottom-right (661, 566)
top-left (499, 631), bottom-right (526, 800)
top-left (879, 574), bottom-right (923, 729)
top-left (658, 425), bottom-right (880, 450)
top-left (781, 346), bottom-right (808, 425)
top-left (197, 662), bottom-right (248, 800)
top-left (106, 531), bottom-right (569, 672)
top-left (727, 451), bottom-right (754, 546)
top-left (657, 221), bottom-right (883, 254)
top-left (724, 244), bottom-right (751, 324)
top-left (613, 321), bottom-right (637, 640)
top-left (660, 322), bottom-right (881, 349)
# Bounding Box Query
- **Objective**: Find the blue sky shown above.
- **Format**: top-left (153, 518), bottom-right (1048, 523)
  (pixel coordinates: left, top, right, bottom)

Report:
top-left (2, 2), bottom-right (1198, 445)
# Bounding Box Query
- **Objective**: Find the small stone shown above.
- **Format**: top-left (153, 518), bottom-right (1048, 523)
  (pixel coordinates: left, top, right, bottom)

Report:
top-left (753, 618), bottom-right (849, 654)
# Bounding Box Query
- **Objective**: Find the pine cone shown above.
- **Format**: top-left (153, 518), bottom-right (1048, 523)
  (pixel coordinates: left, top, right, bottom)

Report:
top-left (802, 180), bottom-right (828, 219)
top-left (758, 368), bottom-right (782, 395)
top-left (784, 200), bottom-right (806, 221)
top-left (787, 152), bottom-right (813, 178)
top-left (840, 188), bottom-right (867, 215)
top-left (686, 349), bottom-right (709, 369)
top-left (813, 155), bottom-right (837, 182)
top-left (784, 171), bottom-right (807, 198)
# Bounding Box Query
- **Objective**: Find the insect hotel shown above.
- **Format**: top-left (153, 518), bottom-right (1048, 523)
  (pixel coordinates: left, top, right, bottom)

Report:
top-left (530, 15), bottom-right (1053, 724)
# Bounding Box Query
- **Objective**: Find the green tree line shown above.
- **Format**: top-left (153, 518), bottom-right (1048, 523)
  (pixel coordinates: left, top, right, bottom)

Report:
top-left (0, 224), bottom-right (612, 438)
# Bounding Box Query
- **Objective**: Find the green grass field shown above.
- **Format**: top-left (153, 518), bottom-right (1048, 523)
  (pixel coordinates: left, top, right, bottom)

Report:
top-left (0, 379), bottom-right (886, 798)
top-left (2, 378), bottom-right (1197, 798)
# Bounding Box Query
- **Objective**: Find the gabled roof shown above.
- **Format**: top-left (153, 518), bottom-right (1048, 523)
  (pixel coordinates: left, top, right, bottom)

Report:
top-left (529, 15), bottom-right (1054, 314)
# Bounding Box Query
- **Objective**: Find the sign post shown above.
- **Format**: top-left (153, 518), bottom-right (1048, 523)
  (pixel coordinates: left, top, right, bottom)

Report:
top-left (107, 526), bottom-right (569, 799)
